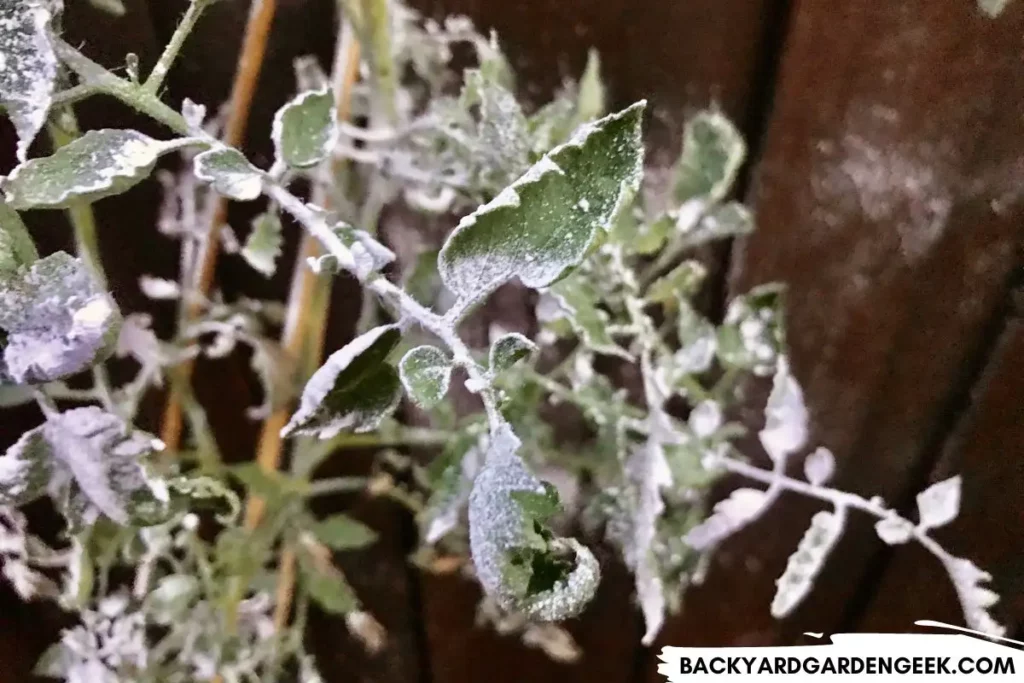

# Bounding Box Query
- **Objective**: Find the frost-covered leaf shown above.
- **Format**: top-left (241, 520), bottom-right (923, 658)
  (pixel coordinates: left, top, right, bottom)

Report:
top-left (193, 146), bottom-right (263, 201)
top-left (137, 275), bottom-right (179, 300)
top-left (0, 425), bottom-right (55, 505)
top-left (469, 424), bottom-right (600, 620)
top-left (916, 475), bottom-right (961, 531)
top-left (574, 48), bottom-right (605, 126)
top-left (299, 546), bottom-right (358, 614)
top-left (945, 556), bottom-right (1005, 637)
top-left (242, 211), bottom-right (283, 277)
top-left (0, 0), bottom-right (59, 161)
top-left (623, 436), bottom-right (673, 644)
top-left (685, 487), bottom-right (766, 551)
top-left (771, 510), bottom-right (844, 617)
top-left (874, 514), bottom-right (913, 545)
top-left (306, 209), bottom-right (395, 278)
top-left (282, 325), bottom-right (402, 439)
top-left (674, 111), bottom-right (745, 206)
top-left (35, 407), bottom-right (168, 525)
top-left (420, 430), bottom-right (485, 544)
top-left (460, 51), bottom-right (530, 188)
top-left (0, 199), bottom-right (38, 273)
top-left (758, 357), bottom-right (807, 464)
top-left (489, 332), bottom-right (537, 374)
top-left (688, 400), bottom-right (722, 439)
top-left (979, 0), bottom-right (1012, 17)
top-left (803, 447), bottom-right (835, 486)
top-left (547, 276), bottom-right (632, 360)
top-left (646, 260), bottom-right (707, 307)
top-left (313, 514), bottom-right (378, 551)
top-left (718, 283), bottom-right (784, 375)
top-left (438, 102), bottom-right (645, 304)
top-left (0, 251), bottom-right (121, 384)
top-left (272, 87), bottom-right (338, 169)
top-left (4, 130), bottom-right (185, 209)
top-left (146, 575), bottom-right (198, 624)
top-left (399, 345), bottom-right (452, 409)
top-left (677, 201), bottom-right (754, 250)
top-left (673, 300), bottom-right (717, 376)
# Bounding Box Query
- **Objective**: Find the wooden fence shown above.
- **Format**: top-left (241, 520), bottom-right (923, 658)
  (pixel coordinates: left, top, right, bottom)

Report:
top-left (0, 0), bottom-right (1021, 681)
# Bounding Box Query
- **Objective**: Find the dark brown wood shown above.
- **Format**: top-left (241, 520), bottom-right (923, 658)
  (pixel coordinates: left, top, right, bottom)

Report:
top-left (645, 0), bottom-right (1024, 670)
top-left (855, 309), bottom-right (1024, 634)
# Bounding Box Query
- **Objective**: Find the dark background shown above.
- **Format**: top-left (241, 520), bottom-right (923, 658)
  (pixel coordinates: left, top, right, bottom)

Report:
top-left (0, 0), bottom-right (1022, 681)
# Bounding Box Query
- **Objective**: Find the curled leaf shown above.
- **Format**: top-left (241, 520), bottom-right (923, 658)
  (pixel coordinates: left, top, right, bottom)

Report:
top-left (488, 332), bottom-right (537, 374)
top-left (771, 509), bottom-right (845, 617)
top-left (0, 0), bottom-right (60, 161)
top-left (0, 252), bottom-right (121, 384)
top-left (469, 424), bottom-right (600, 620)
top-left (399, 345), bottom-right (452, 409)
top-left (282, 325), bottom-right (402, 439)
top-left (438, 102), bottom-right (645, 304)
top-left (4, 130), bottom-right (184, 209)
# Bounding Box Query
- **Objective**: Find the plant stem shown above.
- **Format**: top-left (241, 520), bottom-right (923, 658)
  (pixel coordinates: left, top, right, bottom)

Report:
top-left (160, 0), bottom-right (280, 453)
top-left (53, 39), bottom-right (191, 135)
top-left (46, 111), bottom-right (121, 415)
top-left (305, 476), bottom-right (369, 498)
top-left (144, 0), bottom-right (213, 94)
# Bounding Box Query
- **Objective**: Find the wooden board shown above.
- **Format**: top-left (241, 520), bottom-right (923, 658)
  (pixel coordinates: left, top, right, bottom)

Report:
top-left (645, 0), bottom-right (1024, 672)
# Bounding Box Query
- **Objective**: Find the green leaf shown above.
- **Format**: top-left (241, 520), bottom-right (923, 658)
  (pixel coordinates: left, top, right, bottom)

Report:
top-left (646, 260), bottom-right (707, 306)
top-left (677, 201), bottom-right (754, 250)
top-left (548, 276), bottom-right (631, 359)
top-left (272, 87), bottom-right (338, 169)
top-left (193, 146), bottom-right (263, 201)
top-left (468, 423), bottom-right (600, 620)
top-left (282, 325), bottom-right (402, 439)
top-left (34, 407), bottom-right (169, 525)
top-left (0, 426), bottom-right (56, 506)
top-left (574, 49), bottom-right (606, 126)
top-left (299, 547), bottom-right (359, 614)
top-left (674, 111), bottom-right (745, 206)
top-left (461, 63), bottom-right (530, 189)
top-left (4, 130), bottom-right (186, 209)
top-left (438, 101), bottom-right (646, 304)
top-left (510, 481), bottom-right (561, 522)
top-left (313, 514), bottom-right (378, 550)
top-left (717, 283), bottom-right (784, 375)
top-left (420, 428), bottom-right (485, 544)
top-left (398, 345), bottom-right (452, 409)
top-left (488, 332), bottom-right (537, 374)
top-left (146, 574), bottom-right (199, 624)
top-left (0, 199), bottom-right (38, 274)
top-left (0, 0), bottom-right (60, 161)
top-left (241, 210), bottom-right (283, 277)
top-left (402, 247), bottom-right (441, 306)
top-left (0, 251), bottom-right (121, 384)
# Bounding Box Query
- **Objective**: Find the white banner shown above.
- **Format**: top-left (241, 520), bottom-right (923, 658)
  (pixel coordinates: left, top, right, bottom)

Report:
top-left (658, 623), bottom-right (1024, 682)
